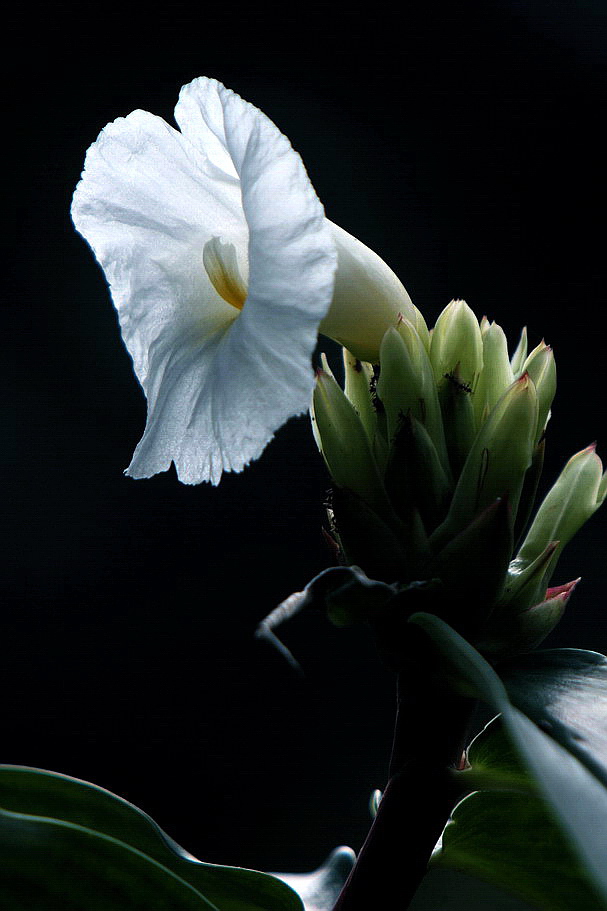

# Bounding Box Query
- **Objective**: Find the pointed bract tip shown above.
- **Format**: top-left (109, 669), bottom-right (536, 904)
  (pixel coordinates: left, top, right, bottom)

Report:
top-left (544, 577), bottom-right (581, 601)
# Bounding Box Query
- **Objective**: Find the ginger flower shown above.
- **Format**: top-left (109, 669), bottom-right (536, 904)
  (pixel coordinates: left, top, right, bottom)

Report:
top-left (72, 77), bottom-right (417, 484)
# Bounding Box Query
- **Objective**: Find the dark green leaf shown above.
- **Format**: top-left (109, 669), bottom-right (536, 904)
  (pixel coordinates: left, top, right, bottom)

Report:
top-left (0, 765), bottom-right (303, 911)
top-left (500, 649), bottom-right (607, 786)
top-left (408, 613), bottom-right (607, 905)
top-left (0, 806), bottom-right (219, 910)
top-left (439, 790), bottom-right (602, 911)
top-left (460, 715), bottom-right (532, 792)
top-left (437, 717), bottom-right (605, 910)
top-left (410, 867), bottom-right (536, 910)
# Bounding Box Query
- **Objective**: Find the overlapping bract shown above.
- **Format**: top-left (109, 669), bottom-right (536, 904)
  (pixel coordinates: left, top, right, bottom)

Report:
top-left (312, 299), bottom-right (606, 656)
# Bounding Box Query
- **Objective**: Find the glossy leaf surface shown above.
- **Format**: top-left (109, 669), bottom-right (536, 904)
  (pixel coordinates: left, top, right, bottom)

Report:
top-left (0, 765), bottom-right (303, 911)
top-left (438, 717), bottom-right (605, 910)
top-left (408, 613), bottom-right (607, 905)
top-left (500, 648), bottom-right (607, 785)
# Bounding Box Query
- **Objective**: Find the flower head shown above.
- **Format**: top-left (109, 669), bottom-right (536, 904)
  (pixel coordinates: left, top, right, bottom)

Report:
top-left (313, 301), bottom-right (605, 656)
top-left (72, 77), bottom-right (415, 484)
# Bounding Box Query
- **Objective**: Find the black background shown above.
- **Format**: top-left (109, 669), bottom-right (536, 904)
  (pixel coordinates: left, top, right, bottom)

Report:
top-left (4, 0), bottom-right (607, 882)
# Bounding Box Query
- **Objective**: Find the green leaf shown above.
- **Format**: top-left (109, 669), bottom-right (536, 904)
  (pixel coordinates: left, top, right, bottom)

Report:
top-left (410, 867), bottom-right (536, 910)
top-left (408, 614), bottom-right (607, 905)
top-left (0, 806), bottom-right (220, 911)
top-left (440, 789), bottom-right (602, 911)
top-left (461, 715), bottom-right (532, 792)
top-left (273, 846), bottom-right (355, 911)
top-left (437, 716), bottom-right (604, 911)
top-left (0, 765), bottom-right (303, 911)
top-left (500, 649), bottom-right (607, 786)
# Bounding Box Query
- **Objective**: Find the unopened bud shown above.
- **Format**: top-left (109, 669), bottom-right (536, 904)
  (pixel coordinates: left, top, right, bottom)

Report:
top-left (513, 444), bottom-right (607, 590)
top-left (500, 541), bottom-right (559, 612)
top-left (312, 366), bottom-right (388, 513)
top-left (343, 349), bottom-right (376, 444)
top-left (383, 415), bottom-right (451, 531)
top-left (510, 326), bottom-right (528, 377)
top-left (378, 323), bottom-right (448, 471)
top-left (522, 341), bottom-right (556, 444)
top-left (473, 321), bottom-right (514, 427)
top-left (432, 374), bottom-right (538, 546)
top-left (478, 578), bottom-right (579, 658)
top-left (430, 300), bottom-right (484, 391)
top-left (438, 365), bottom-right (477, 479)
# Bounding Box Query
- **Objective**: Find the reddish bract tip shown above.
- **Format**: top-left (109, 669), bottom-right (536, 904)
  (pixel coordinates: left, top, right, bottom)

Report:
top-left (544, 577), bottom-right (581, 602)
top-left (516, 371), bottom-right (532, 389)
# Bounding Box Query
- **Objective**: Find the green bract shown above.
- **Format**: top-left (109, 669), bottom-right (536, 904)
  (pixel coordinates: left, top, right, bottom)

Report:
top-left (473, 320), bottom-right (513, 426)
top-left (513, 445), bottom-right (607, 593)
top-left (311, 300), bottom-right (606, 657)
top-left (311, 358), bottom-right (389, 516)
top-left (430, 299), bottom-right (484, 391)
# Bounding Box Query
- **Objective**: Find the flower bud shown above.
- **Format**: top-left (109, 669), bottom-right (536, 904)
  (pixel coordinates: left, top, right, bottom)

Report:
top-left (432, 374), bottom-right (538, 546)
top-left (378, 322), bottom-right (448, 472)
top-left (522, 341), bottom-right (556, 444)
top-left (513, 444), bottom-right (607, 591)
top-left (311, 294), bottom-right (604, 656)
top-left (499, 541), bottom-right (559, 612)
top-left (430, 300), bottom-right (484, 390)
top-left (342, 349), bottom-right (376, 444)
top-left (478, 578), bottom-right (579, 658)
top-left (510, 326), bottom-right (528, 377)
top-left (383, 415), bottom-right (451, 531)
top-left (438, 365), bottom-right (477, 479)
top-left (311, 365), bottom-right (388, 514)
top-left (377, 327), bottom-right (421, 443)
top-left (473, 321), bottom-right (514, 427)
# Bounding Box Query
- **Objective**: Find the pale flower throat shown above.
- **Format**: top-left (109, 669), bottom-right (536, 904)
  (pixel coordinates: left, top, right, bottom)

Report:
top-left (203, 237), bottom-right (248, 311)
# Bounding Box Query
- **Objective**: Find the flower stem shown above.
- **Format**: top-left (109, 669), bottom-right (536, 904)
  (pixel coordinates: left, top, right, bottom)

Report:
top-left (333, 627), bottom-right (476, 910)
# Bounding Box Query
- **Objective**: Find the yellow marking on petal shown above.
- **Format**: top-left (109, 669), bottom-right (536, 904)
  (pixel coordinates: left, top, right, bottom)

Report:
top-left (203, 237), bottom-right (248, 311)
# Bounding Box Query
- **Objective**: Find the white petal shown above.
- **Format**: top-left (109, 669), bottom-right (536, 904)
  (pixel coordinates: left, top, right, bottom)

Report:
top-left (72, 77), bottom-right (337, 484)
top-left (320, 222), bottom-right (417, 363)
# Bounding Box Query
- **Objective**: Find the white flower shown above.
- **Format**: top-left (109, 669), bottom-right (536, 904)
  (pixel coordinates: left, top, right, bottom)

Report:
top-left (72, 77), bottom-right (415, 484)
